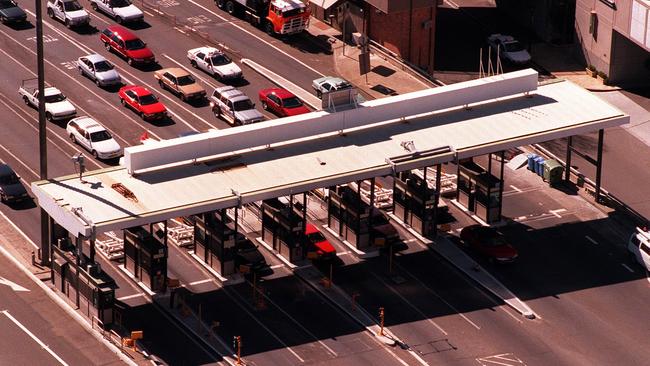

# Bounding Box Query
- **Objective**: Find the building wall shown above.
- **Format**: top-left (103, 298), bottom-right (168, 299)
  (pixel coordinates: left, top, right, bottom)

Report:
top-left (575, 0), bottom-right (616, 72)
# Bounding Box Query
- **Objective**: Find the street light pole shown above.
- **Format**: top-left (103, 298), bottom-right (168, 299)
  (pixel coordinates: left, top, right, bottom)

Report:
top-left (35, 0), bottom-right (50, 266)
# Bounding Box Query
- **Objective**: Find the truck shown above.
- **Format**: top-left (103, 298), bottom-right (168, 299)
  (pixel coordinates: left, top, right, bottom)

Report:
top-left (46, 0), bottom-right (90, 28)
top-left (19, 79), bottom-right (77, 121)
top-left (215, 0), bottom-right (309, 35)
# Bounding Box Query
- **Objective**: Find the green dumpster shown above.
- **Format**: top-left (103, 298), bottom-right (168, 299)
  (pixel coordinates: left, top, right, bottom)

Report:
top-left (543, 159), bottom-right (564, 185)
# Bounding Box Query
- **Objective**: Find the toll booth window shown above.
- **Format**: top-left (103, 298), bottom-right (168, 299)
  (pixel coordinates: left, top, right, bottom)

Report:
top-left (194, 224), bottom-right (205, 243)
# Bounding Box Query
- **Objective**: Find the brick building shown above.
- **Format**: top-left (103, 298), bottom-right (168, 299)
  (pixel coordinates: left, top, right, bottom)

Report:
top-left (310, 0), bottom-right (438, 73)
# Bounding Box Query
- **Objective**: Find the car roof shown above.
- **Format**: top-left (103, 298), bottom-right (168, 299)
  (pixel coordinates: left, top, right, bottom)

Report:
top-left (43, 87), bottom-right (63, 96)
top-left (159, 67), bottom-right (190, 78)
top-left (215, 85), bottom-right (236, 93)
top-left (70, 117), bottom-right (105, 131)
top-left (317, 76), bottom-right (348, 86)
top-left (230, 94), bottom-right (251, 103)
top-left (105, 25), bottom-right (138, 41)
top-left (305, 223), bottom-right (319, 234)
top-left (262, 88), bottom-right (295, 99)
top-left (82, 54), bottom-right (107, 64)
top-left (123, 85), bottom-right (152, 96)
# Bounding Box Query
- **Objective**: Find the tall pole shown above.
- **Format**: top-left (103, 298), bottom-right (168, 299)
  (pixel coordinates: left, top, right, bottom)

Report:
top-left (36, 0), bottom-right (50, 266)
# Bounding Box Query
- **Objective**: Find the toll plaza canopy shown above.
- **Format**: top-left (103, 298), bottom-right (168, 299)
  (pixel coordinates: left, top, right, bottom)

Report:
top-left (32, 69), bottom-right (629, 237)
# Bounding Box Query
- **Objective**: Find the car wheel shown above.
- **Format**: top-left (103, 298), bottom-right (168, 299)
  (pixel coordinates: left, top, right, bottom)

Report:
top-left (0, 193), bottom-right (5, 203)
top-left (95, 78), bottom-right (102, 87)
top-left (65, 18), bottom-right (71, 28)
top-left (0, 16), bottom-right (7, 24)
top-left (47, 8), bottom-right (53, 18)
top-left (120, 98), bottom-right (126, 106)
top-left (78, 66), bottom-right (84, 76)
top-left (316, 90), bottom-right (322, 98)
top-left (104, 42), bottom-right (111, 52)
top-left (92, 150), bottom-right (99, 159)
top-left (116, 16), bottom-right (122, 24)
top-left (23, 96), bottom-right (30, 105)
top-left (234, 119), bottom-right (241, 126)
top-left (158, 79), bottom-right (165, 89)
top-left (225, 0), bottom-right (235, 14)
top-left (261, 101), bottom-right (268, 110)
top-left (127, 58), bottom-right (134, 66)
top-left (139, 112), bottom-right (145, 120)
top-left (91, 2), bottom-right (98, 10)
top-left (216, 0), bottom-right (225, 8)
top-left (69, 134), bottom-right (76, 143)
top-left (180, 94), bottom-right (187, 102)
top-left (190, 60), bottom-right (197, 69)
top-left (264, 21), bottom-right (274, 35)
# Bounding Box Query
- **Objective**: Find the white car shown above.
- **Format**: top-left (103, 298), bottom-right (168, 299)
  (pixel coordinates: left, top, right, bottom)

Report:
top-left (628, 227), bottom-right (650, 271)
top-left (46, 0), bottom-right (89, 28)
top-left (187, 46), bottom-right (242, 80)
top-left (90, 0), bottom-right (143, 24)
top-left (486, 34), bottom-right (531, 65)
top-left (66, 117), bottom-right (122, 160)
top-left (77, 54), bottom-right (121, 87)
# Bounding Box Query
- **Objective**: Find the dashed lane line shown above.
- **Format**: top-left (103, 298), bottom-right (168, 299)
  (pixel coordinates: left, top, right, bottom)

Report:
top-left (585, 235), bottom-right (599, 245)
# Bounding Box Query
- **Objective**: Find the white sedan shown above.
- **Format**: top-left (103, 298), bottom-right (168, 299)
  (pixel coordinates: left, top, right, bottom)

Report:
top-left (66, 116), bottom-right (122, 160)
top-left (486, 34), bottom-right (531, 65)
top-left (77, 54), bottom-right (121, 87)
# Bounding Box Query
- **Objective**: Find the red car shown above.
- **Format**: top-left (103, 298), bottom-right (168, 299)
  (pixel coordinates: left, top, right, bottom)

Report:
top-left (119, 85), bottom-right (167, 121)
top-left (459, 225), bottom-right (518, 263)
top-left (305, 223), bottom-right (336, 260)
top-left (100, 25), bottom-right (155, 66)
top-left (258, 88), bottom-right (310, 117)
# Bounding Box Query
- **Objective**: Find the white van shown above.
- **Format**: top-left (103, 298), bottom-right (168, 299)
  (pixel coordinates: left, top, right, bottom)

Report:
top-left (628, 227), bottom-right (650, 271)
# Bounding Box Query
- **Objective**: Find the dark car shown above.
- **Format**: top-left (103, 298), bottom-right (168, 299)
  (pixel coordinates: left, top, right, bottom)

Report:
top-left (459, 225), bottom-right (518, 263)
top-left (0, 164), bottom-right (28, 203)
top-left (234, 234), bottom-right (267, 272)
top-left (0, 0), bottom-right (27, 24)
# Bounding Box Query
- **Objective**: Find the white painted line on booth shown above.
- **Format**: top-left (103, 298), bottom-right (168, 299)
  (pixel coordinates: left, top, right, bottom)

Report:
top-left (2, 310), bottom-right (70, 366)
top-left (621, 263), bottom-right (635, 273)
top-left (585, 236), bottom-right (598, 245)
top-left (188, 279), bottom-right (212, 286)
top-left (116, 293), bottom-right (146, 301)
top-left (509, 185), bottom-right (522, 193)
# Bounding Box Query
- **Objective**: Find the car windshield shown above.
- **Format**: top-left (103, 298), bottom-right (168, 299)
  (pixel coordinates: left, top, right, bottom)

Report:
top-left (307, 231), bottom-right (326, 243)
top-left (90, 130), bottom-right (112, 142)
top-left (177, 75), bottom-right (195, 86)
top-left (44, 93), bottom-right (66, 103)
top-left (372, 214), bottom-right (389, 226)
top-left (282, 97), bottom-right (303, 109)
top-left (237, 240), bottom-right (256, 252)
top-left (210, 54), bottom-right (231, 66)
top-left (110, 0), bottom-right (130, 7)
top-left (139, 94), bottom-right (158, 105)
top-left (0, 172), bottom-right (18, 185)
top-left (233, 99), bottom-right (253, 111)
top-left (282, 8), bottom-right (304, 18)
top-left (0, 0), bottom-right (18, 9)
top-left (504, 41), bottom-right (524, 53)
top-left (93, 61), bottom-right (113, 72)
top-left (124, 39), bottom-right (145, 50)
top-left (480, 229), bottom-right (507, 247)
top-left (63, 0), bottom-right (83, 11)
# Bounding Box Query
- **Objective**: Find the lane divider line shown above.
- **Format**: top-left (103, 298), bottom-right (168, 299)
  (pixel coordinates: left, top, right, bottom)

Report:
top-left (2, 310), bottom-right (70, 366)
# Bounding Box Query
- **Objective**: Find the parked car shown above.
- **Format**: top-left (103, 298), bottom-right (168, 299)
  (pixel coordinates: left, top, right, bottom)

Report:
top-left (304, 223), bottom-right (336, 260)
top-left (46, 0), bottom-right (89, 28)
top-left (90, 0), bottom-right (143, 24)
top-left (101, 25), bottom-right (155, 66)
top-left (628, 227), bottom-right (650, 271)
top-left (0, 164), bottom-right (28, 203)
top-left (77, 54), bottom-right (121, 87)
top-left (154, 68), bottom-right (206, 102)
top-left (209, 86), bottom-right (264, 126)
top-left (486, 34), bottom-right (531, 65)
top-left (0, 0), bottom-right (27, 24)
top-left (459, 225), bottom-right (518, 263)
top-left (19, 80), bottom-right (76, 121)
top-left (118, 85), bottom-right (167, 121)
top-left (370, 210), bottom-right (399, 246)
top-left (66, 116), bottom-right (122, 160)
top-left (312, 76), bottom-right (352, 98)
top-left (258, 88), bottom-right (309, 117)
top-left (234, 234), bottom-right (267, 273)
top-left (187, 46), bottom-right (242, 80)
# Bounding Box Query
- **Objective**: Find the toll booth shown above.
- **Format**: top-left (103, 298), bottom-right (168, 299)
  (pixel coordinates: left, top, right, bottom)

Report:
top-left (193, 210), bottom-right (237, 276)
top-left (456, 157), bottom-right (504, 224)
top-left (123, 227), bottom-right (168, 292)
top-left (51, 242), bottom-right (115, 325)
top-left (392, 167), bottom-right (441, 237)
top-left (328, 185), bottom-right (371, 249)
top-left (261, 197), bottom-right (306, 263)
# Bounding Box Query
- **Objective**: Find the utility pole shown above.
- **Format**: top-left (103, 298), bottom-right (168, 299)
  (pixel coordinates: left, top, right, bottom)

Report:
top-left (378, 307), bottom-right (385, 336)
top-left (36, 0), bottom-right (50, 266)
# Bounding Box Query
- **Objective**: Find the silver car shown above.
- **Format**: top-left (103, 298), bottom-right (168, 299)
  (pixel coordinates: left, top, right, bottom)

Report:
top-left (209, 86), bottom-right (264, 126)
top-left (77, 54), bottom-right (121, 87)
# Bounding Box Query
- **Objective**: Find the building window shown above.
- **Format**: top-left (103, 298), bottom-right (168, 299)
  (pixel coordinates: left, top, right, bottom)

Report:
top-left (599, 0), bottom-right (616, 9)
top-left (631, 1), bottom-right (648, 45)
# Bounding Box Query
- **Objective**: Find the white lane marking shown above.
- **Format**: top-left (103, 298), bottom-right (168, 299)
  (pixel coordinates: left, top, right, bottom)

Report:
top-left (143, 10), bottom-right (155, 17)
top-left (188, 278), bottom-right (212, 286)
top-left (549, 208), bottom-right (566, 218)
top-left (621, 263), bottom-right (635, 273)
top-left (24, 11), bottom-right (216, 132)
top-left (174, 26), bottom-right (187, 34)
top-left (162, 54), bottom-right (218, 90)
top-left (0, 27), bottom-right (161, 142)
top-left (509, 185), bottom-right (522, 192)
top-left (0, 277), bottom-right (30, 292)
top-left (477, 352), bottom-right (526, 366)
top-left (269, 264), bottom-right (284, 269)
top-left (0, 93), bottom-right (103, 170)
top-left (0, 142), bottom-right (38, 178)
top-left (88, 12), bottom-right (111, 25)
top-left (116, 293), bottom-right (145, 301)
top-left (185, 0), bottom-right (325, 77)
top-left (2, 310), bottom-right (70, 365)
top-left (585, 235), bottom-right (598, 245)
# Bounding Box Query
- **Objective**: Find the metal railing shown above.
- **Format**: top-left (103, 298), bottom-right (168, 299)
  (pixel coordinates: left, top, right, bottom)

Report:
top-left (368, 39), bottom-right (444, 87)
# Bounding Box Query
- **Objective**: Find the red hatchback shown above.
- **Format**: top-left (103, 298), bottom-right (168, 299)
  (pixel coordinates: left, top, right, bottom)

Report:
top-left (258, 88), bottom-right (310, 117)
top-left (459, 225), bottom-right (518, 263)
top-left (305, 223), bottom-right (336, 260)
top-left (119, 85), bottom-right (167, 121)
top-left (100, 25), bottom-right (155, 66)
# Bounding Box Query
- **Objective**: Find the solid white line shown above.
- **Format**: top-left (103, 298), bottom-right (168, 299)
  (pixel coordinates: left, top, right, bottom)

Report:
top-left (143, 10), bottom-right (154, 17)
top-left (2, 310), bottom-right (70, 365)
top-left (185, 0), bottom-right (325, 77)
top-left (585, 235), bottom-right (598, 245)
top-left (116, 293), bottom-right (145, 301)
top-left (509, 185), bottom-right (522, 193)
top-left (621, 263), bottom-right (635, 273)
top-left (188, 278), bottom-right (212, 286)
top-left (269, 264), bottom-right (284, 269)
